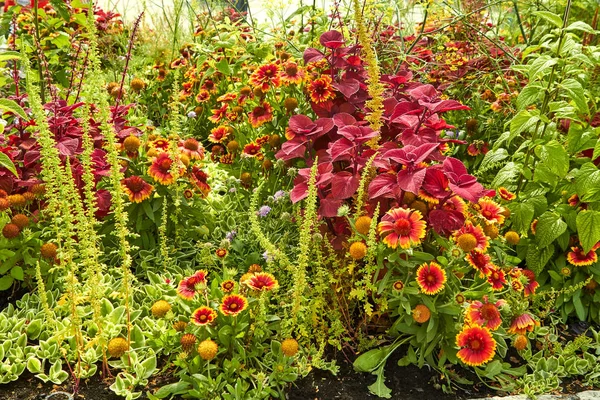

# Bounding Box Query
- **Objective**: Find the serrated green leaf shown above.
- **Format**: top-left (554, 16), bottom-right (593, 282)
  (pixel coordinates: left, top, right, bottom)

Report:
top-left (0, 51), bottom-right (22, 62)
top-left (565, 21), bottom-right (597, 34)
top-left (509, 110), bottom-right (539, 145)
top-left (527, 244), bottom-right (554, 275)
top-left (560, 79), bottom-right (589, 114)
top-left (534, 11), bottom-right (563, 29)
top-left (517, 84), bottom-right (543, 109)
top-left (536, 212), bottom-right (568, 248)
top-left (528, 55), bottom-right (558, 81)
top-left (576, 210), bottom-right (600, 253)
top-left (536, 140), bottom-right (569, 178)
top-left (368, 365), bottom-right (392, 399)
top-left (0, 99), bottom-right (28, 120)
top-left (508, 202), bottom-right (535, 233)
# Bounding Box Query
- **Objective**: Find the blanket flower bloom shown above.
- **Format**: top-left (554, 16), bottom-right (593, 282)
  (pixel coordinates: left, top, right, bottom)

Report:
top-left (456, 325), bottom-right (496, 366)
top-left (378, 208), bottom-right (426, 249)
top-left (416, 262), bottom-right (447, 295)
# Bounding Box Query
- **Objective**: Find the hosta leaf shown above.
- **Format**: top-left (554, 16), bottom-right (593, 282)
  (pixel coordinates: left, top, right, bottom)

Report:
top-left (576, 210), bottom-right (600, 253)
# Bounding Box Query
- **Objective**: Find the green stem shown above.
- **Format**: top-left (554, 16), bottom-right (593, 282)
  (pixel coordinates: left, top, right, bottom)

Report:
top-left (33, 0), bottom-right (45, 103)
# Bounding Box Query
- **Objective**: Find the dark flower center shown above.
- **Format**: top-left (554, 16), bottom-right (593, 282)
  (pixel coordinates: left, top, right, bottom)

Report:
top-left (480, 304), bottom-right (499, 321)
top-left (184, 138), bottom-right (199, 150)
top-left (394, 219), bottom-right (412, 236)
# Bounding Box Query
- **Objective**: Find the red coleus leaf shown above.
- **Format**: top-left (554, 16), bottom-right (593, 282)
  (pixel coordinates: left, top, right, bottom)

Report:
top-left (275, 138), bottom-right (307, 161)
top-left (329, 137), bottom-right (355, 162)
top-left (56, 138), bottom-right (81, 156)
top-left (332, 78), bottom-right (360, 99)
top-left (368, 173), bottom-right (397, 199)
top-left (443, 157), bottom-right (485, 202)
top-left (319, 30), bottom-right (345, 49)
top-left (303, 47), bottom-right (325, 64)
top-left (429, 209), bottom-right (465, 236)
top-left (407, 84), bottom-right (469, 113)
top-left (333, 112), bottom-right (357, 128)
top-left (319, 196), bottom-right (343, 217)
top-left (290, 180), bottom-right (309, 203)
top-left (330, 171), bottom-right (360, 200)
top-left (288, 115), bottom-right (318, 135)
top-left (385, 143), bottom-right (439, 165)
top-left (397, 167), bottom-right (427, 194)
top-left (337, 125), bottom-right (378, 144)
top-left (422, 167), bottom-right (450, 199)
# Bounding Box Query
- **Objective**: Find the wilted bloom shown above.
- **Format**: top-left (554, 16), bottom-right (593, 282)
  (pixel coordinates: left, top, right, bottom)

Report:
top-left (258, 205), bottom-right (271, 217)
top-left (466, 297), bottom-right (506, 330)
top-left (378, 208), bottom-right (427, 249)
top-left (246, 272), bottom-right (278, 291)
top-left (220, 294), bottom-right (248, 316)
top-left (456, 325), bottom-right (496, 366)
top-left (121, 176), bottom-right (154, 203)
top-left (416, 262), bottom-right (447, 295)
top-left (148, 153), bottom-right (176, 185)
top-left (177, 270), bottom-right (209, 300)
top-left (191, 306), bottom-right (217, 326)
top-left (508, 313), bottom-right (539, 334)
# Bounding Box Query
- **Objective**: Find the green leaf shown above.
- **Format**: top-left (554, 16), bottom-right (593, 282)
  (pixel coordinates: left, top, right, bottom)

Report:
top-left (592, 139), bottom-right (600, 161)
top-left (367, 365), bottom-right (392, 399)
top-left (0, 51), bottom-right (22, 62)
top-left (526, 244), bottom-right (554, 275)
top-left (517, 84), bottom-right (543, 109)
top-left (215, 58), bottom-right (231, 76)
top-left (354, 348), bottom-right (387, 372)
top-left (528, 55), bottom-right (558, 81)
top-left (0, 153), bottom-right (17, 178)
top-left (0, 99), bottom-right (28, 120)
top-left (0, 275), bottom-right (13, 291)
top-left (508, 202), bottom-right (535, 233)
top-left (560, 79), bottom-right (589, 114)
top-left (534, 11), bottom-right (563, 29)
top-left (152, 382), bottom-right (190, 398)
top-left (536, 140), bottom-right (569, 178)
top-left (509, 110), bottom-right (539, 145)
top-left (10, 266), bottom-right (23, 281)
top-left (536, 212), bottom-right (568, 248)
top-left (565, 21), bottom-right (597, 34)
top-left (576, 210), bottom-right (600, 253)
top-left (27, 357), bottom-right (42, 374)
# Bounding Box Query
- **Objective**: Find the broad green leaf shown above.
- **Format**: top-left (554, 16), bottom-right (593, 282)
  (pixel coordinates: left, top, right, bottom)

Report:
top-left (354, 348), bottom-right (387, 372)
top-left (0, 152), bottom-right (18, 178)
top-left (509, 110), bottom-right (539, 145)
top-left (560, 79), bottom-right (589, 114)
top-left (592, 139), bottom-right (600, 161)
top-left (572, 290), bottom-right (587, 320)
top-left (526, 244), bottom-right (554, 275)
top-left (367, 365), bottom-right (392, 399)
top-left (536, 140), bottom-right (569, 178)
top-left (491, 162), bottom-right (521, 188)
top-left (152, 382), bottom-right (190, 399)
top-left (566, 21), bottom-right (597, 34)
top-left (0, 99), bottom-right (28, 120)
top-left (508, 202), bottom-right (535, 233)
top-left (534, 11), bottom-right (563, 29)
top-left (536, 212), bottom-right (568, 248)
top-left (576, 210), bottom-right (600, 253)
top-left (27, 357), bottom-right (42, 373)
top-left (528, 55), bottom-right (557, 81)
top-left (10, 266), bottom-right (23, 280)
top-left (0, 275), bottom-right (13, 291)
top-left (567, 124), bottom-right (597, 154)
top-left (215, 57), bottom-right (231, 76)
top-left (517, 84), bottom-right (543, 109)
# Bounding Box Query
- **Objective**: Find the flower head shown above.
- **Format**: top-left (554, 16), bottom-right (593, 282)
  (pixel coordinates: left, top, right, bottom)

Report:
top-left (487, 268), bottom-right (507, 290)
top-left (248, 102), bottom-right (274, 128)
top-left (416, 262), bottom-right (447, 295)
top-left (151, 300), bottom-right (172, 318)
top-left (281, 338), bottom-right (299, 356)
top-left (179, 138), bottom-right (205, 160)
top-left (513, 335), bottom-right (528, 351)
top-left (148, 153), bottom-right (176, 185)
top-left (108, 337), bottom-right (129, 358)
top-left (249, 63), bottom-right (281, 91)
top-left (378, 208), bottom-right (427, 249)
top-left (209, 126), bottom-right (230, 143)
top-left (197, 339), bottom-right (218, 361)
top-left (456, 325), bottom-right (496, 366)
top-left (466, 297), bottom-right (505, 330)
top-left (220, 294), bottom-right (248, 316)
top-left (498, 187), bottom-right (516, 201)
top-left (478, 198), bottom-right (505, 225)
top-left (465, 251), bottom-right (494, 276)
top-left (567, 247), bottom-right (598, 266)
top-left (177, 270), bottom-right (209, 300)
top-left (453, 222), bottom-right (489, 253)
top-left (412, 304), bottom-right (431, 323)
top-left (246, 272), bottom-right (278, 291)
top-left (220, 280), bottom-right (236, 292)
top-left (216, 248), bottom-right (228, 258)
top-left (280, 61), bottom-right (306, 85)
top-left (258, 205), bottom-right (271, 217)
top-left (122, 176), bottom-right (154, 203)
top-left (522, 269), bottom-right (539, 297)
top-left (308, 75), bottom-right (336, 103)
top-left (191, 306), bottom-right (217, 326)
top-left (393, 280), bottom-right (404, 291)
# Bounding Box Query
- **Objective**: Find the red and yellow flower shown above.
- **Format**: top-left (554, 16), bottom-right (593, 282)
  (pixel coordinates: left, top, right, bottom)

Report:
top-left (121, 176), bottom-right (154, 203)
top-left (456, 325), bottom-right (496, 366)
top-left (478, 198), bottom-right (505, 225)
top-left (179, 138), bottom-right (205, 160)
top-left (466, 297), bottom-right (505, 330)
top-left (487, 268), bottom-right (507, 290)
top-left (508, 312), bottom-right (539, 334)
top-left (216, 248), bottom-right (228, 258)
top-left (243, 142), bottom-right (262, 157)
top-left (245, 272), bottom-right (279, 291)
top-left (465, 251), bottom-right (494, 276)
top-left (567, 246), bottom-right (598, 266)
top-left (191, 306), bottom-right (217, 326)
top-left (209, 104), bottom-right (228, 124)
top-left (249, 63), bottom-right (281, 91)
top-left (148, 153), bottom-right (176, 185)
top-left (453, 222), bottom-right (489, 253)
top-left (416, 262), bottom-right (447, 295)
top-left (220, 280), bottom-right (236, 292)
top-left (378, 208), bottom-right (426, 249)
top-left (280, 61), bottom-right (306, 85)
top-left (248, 102), bottom-right (274, 128)
top-left (498, 187), bottom-right (516, 201)
top-left (177, 270), bottom-right (209, 300)
top-left (308, 75), bottom-right (336, 103)
top-left (196, 89), bottom-right (210, 103)
top-left (522, 269), bottom-right (539, 297)
top-left (209, 126), bottom-right (230, 143)
top-left (220, 294), bottom-right (248, 316)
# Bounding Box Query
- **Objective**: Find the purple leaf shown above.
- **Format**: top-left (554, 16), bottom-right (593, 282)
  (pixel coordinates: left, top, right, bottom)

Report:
top-left (368, 173), bottom-right (397, 199)
top-left (330, 172), bottom-right (360, 199)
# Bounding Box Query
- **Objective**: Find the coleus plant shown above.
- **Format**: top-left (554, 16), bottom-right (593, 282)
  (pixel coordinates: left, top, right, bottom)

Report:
top-left (277, 30), bottom-right (490, 236)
